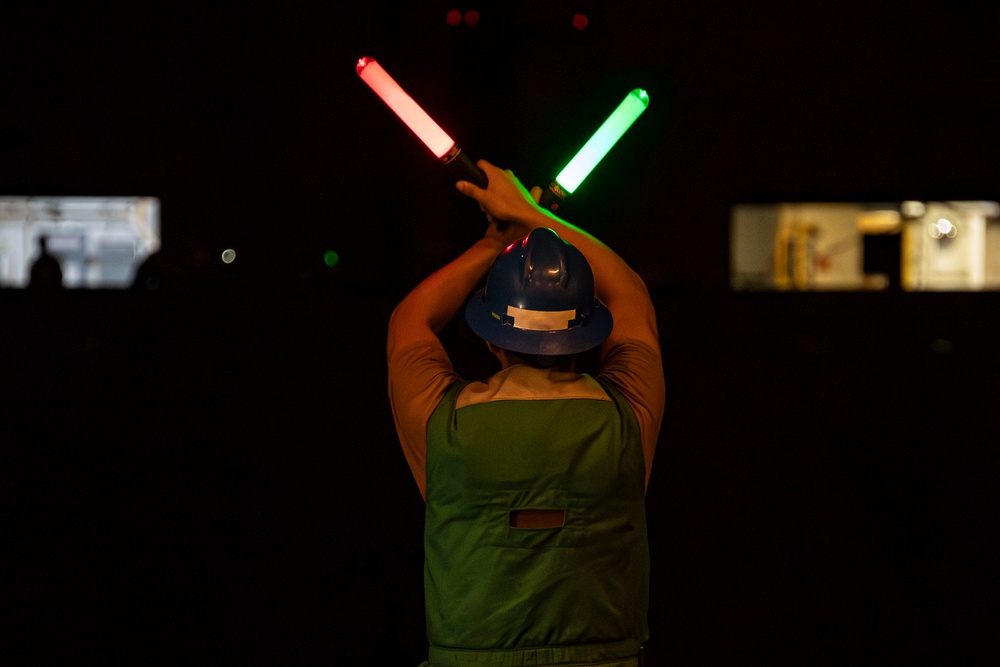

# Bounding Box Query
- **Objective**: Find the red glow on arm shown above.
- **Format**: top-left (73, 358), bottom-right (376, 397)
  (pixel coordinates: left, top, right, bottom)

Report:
top-left (572, 14), bottom-right (588, 30)
top-left (464, 10), bottom-right (480, 26)
top-left (446, 9), bottom-right (462, 26)
top-left (357, 57), bottom-right (456, 159)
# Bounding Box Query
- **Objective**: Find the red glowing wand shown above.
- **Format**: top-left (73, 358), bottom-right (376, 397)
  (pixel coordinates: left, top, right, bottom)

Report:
top-left (357, 57), bottom-right (487, 188)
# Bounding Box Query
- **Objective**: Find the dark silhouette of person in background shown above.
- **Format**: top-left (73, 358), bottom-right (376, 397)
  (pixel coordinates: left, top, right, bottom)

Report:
top-left (28, 235), bottom-right (64, 289)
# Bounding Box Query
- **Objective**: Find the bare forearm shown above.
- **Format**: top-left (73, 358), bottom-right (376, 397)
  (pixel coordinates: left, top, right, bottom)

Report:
top-left (460, 165), bottom-right (649, 319)
top-left (388, 237), bottom-right (505, 348)
top-left (455, 160), bottom-right (659, 347)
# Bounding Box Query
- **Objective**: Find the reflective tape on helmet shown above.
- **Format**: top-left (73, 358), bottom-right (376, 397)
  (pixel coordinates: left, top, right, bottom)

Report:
top-left (505, 305), bottom-right (577, 331)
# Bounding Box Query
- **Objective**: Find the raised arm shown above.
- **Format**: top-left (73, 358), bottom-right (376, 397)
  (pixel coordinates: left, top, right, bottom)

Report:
top-left (387, 213), bottom-right (530, 500)
top-left (456, 160), bottom-right (665, 490)
top-left (388, 219), bottom-right (529, 352)
top-left (455, 159), bottom-right (660, 353)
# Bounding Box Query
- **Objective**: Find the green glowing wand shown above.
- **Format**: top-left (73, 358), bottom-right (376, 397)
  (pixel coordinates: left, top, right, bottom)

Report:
top-left (539, 88), bottom-right (649, 212)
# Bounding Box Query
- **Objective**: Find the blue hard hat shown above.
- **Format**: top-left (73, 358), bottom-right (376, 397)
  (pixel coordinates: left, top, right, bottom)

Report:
top-left (465, 227), bottom-right (613, 356)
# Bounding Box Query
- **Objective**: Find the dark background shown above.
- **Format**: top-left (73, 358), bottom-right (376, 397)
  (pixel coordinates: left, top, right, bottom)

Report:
top-left (3, 1), bottom-right (999, 664)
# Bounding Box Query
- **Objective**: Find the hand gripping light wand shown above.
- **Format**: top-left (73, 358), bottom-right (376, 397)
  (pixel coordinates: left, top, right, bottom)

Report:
top-left (539, 88), bottom-right (649, 212)
top-left (357, 57), bottom-right (487, 188)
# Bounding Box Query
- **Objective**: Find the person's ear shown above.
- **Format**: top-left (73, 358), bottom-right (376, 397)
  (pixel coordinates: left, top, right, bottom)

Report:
top-left (485, 341), bottom-right (509, 366)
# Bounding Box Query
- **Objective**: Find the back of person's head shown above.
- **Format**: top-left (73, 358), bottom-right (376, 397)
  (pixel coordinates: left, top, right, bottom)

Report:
top-left (465, 227), bottom-right (612, 359)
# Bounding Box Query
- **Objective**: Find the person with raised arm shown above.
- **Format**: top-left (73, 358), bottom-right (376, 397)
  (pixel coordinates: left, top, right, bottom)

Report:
top-left (388, 159), bottom-right (665, 667)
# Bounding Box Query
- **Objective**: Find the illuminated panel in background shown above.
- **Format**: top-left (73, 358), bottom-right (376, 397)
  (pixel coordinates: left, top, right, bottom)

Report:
top-left (0, 196), bottom-right (160, 288)
top-left (729, 201), bottom-right (1000, 291)
top-left (356, 57), bottom-right (455, 159)
top-left (554, 88), bottom-right (649, 194)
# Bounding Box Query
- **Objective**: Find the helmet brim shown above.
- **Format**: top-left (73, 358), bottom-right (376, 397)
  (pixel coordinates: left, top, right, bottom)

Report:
top-left (465, 288), bottom-right (614, 356)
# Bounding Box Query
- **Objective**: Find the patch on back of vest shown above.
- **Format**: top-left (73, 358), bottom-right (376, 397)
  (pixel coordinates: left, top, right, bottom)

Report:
top-left (509, 508), bottom-right (566, 529)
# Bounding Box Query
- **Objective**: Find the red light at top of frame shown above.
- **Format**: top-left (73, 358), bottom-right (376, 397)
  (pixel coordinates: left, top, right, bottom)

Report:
top-left (573, 14), bottom-right (588, 30)
top-left (446, 9), bottom-right (480, 27)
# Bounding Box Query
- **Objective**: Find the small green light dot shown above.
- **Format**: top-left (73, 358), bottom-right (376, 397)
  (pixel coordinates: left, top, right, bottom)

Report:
top-left (323, 250), bottom-right (340, 268)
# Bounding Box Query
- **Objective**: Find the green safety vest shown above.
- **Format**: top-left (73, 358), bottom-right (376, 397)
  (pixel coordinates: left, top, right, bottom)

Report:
top-left (424, 373), bottom-right (649, 660)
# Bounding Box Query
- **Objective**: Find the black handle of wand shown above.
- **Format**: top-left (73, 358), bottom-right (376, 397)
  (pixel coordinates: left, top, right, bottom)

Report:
top-left (537, 182), bottom-right (568, 213)
top-left (442, 146), bottom-right (488, 189)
